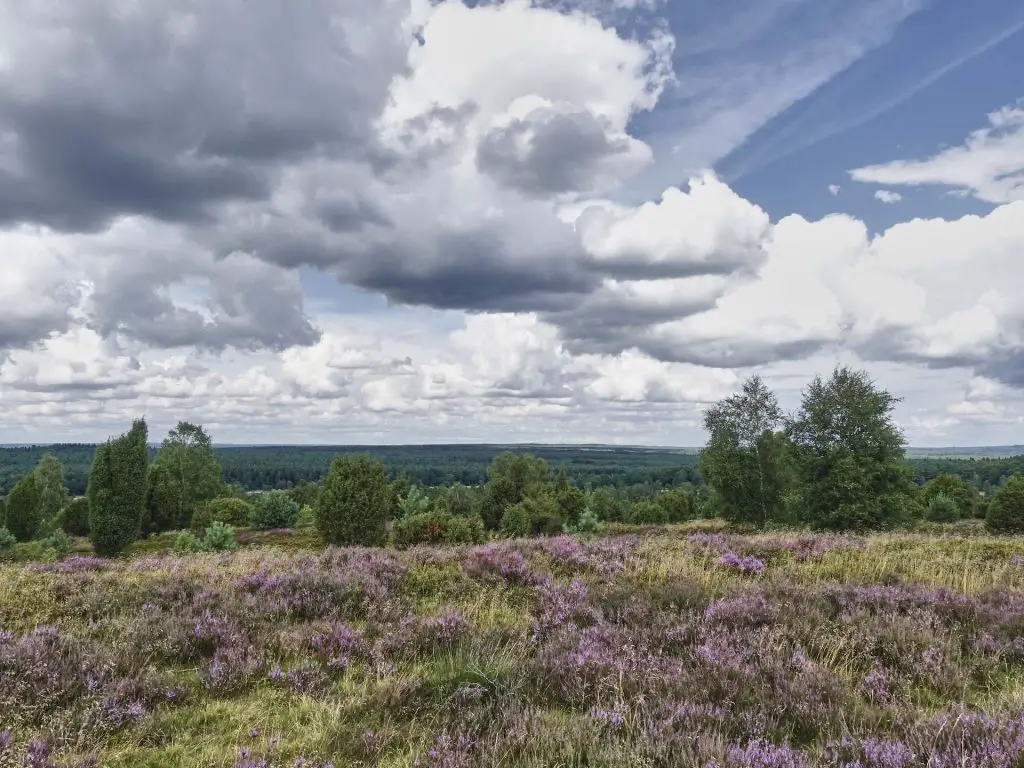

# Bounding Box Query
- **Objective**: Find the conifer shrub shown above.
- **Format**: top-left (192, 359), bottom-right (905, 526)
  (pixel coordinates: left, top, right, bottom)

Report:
top-left (248, 492), bottom-right (299, 531)
top-left (87, 419), bottom-right (149, 557)
top-left (315, 454), bottom-right (391, 547)
top-left (4, 473), bottom-right (42, 542)
top-left (57, 497), bottom-right (90, 537)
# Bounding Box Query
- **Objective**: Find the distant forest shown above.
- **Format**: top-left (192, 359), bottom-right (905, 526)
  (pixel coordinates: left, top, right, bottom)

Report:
top-left (2, 443), bottom-right (1023, 497)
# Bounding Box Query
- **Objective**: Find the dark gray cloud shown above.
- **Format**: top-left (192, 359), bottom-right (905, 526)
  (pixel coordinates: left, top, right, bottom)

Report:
top-left (0, 0), bottom-right (410, 233)
top-left (476, 106), bottom-right (640, 196)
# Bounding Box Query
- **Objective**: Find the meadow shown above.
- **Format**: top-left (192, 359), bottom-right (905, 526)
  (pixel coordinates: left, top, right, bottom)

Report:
top-left (3, 525), bottom-right (1024, 767)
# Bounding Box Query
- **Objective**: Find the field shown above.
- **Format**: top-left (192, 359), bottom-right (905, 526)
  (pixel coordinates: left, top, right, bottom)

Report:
top-left (3, 526), bottom-right (1024, 767)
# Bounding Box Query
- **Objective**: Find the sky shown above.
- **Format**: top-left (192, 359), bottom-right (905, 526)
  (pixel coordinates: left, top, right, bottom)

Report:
top-left (1, 0), bottom-right (1024, 447)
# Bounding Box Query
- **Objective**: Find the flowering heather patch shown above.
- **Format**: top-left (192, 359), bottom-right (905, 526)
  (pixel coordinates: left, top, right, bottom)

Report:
top-left (3, 531), bottom-right (1024, 765)
top-left (719, 551), bottom-right (766, 574)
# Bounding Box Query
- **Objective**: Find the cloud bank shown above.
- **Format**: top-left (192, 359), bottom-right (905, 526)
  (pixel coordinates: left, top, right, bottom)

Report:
top-left (1, 0), bottom-right (1022, 444)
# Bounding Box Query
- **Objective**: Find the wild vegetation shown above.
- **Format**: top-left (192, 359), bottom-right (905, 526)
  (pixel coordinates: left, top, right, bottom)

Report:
top-left (1, 366), bottom-right (1024, 765)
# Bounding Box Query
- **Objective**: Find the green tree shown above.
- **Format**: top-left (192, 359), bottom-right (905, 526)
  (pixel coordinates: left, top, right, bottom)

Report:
top-left (4, 472), bottom-right (42, 542)
top-left (434, 483), bottom-right (478, 517)
top-left (145, 422), bottom-right (223, 533)
top-left (554, 470), bottom-right (586, 527)
top-left (397, 486), bottom-right (432, 518)
top-left (316, 454), bottom-right (391, 546)
top-left (88, 418), bottom-right (149, 556)
top-left (479, 453), bottom-right (552, 529)
top-left (587, 487), bottom-right (623, 522)
top-left (699, 376), bottom-right (790, 526)
top-left (920, 474), bottom-right (975, 519)
top-left (787, 367), bottom-right (914, 531)
top-left (655, 486), bottom-right (695, 523)
top-left (985, 475), bottom-right (1024, 533)
top-left (34, 453), bottom-right (69, 536)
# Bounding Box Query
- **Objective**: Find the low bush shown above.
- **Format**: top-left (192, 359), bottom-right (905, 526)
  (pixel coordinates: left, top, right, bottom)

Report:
top-left (626, 500), bottom-right (668, 525)
top-left (925, 492), bottom-right (960, 523)
top-left (0, 526), bottom-right (16, 556)
top-left (392, 511), bottom-right (486, 548)
top-left (191, 497), bottom-right (253, 533)
top-left (249, 491), bottom-right (300, 531)
top-left (500, 503), bottom-right (532, 538)
top-left (172, 530), bottom-right (203, 554)
top-left (201, 521), bottom-right (237, 552)
top-left (986, 476), bottom-right (1024, 534)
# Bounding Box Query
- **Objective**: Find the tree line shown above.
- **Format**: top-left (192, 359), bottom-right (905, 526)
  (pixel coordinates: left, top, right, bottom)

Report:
top-left (698, 366), bottom-right (1024, 532)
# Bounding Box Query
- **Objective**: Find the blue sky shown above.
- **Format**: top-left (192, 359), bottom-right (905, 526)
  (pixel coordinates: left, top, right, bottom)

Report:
top-left (1, 0), bottom-right (1023, 446)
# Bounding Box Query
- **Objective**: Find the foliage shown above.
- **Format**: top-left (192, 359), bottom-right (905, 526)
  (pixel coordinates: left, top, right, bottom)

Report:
top-left (655, 486), bottom-right (695, 523)
top-left (479, 453), bottom-right (552, 529)
top-left (296, 504), bottom-right (316, 528)
top-left (4, 472), bottom-right (42, 542)
top-left (986, 475), bottom-right (1024, 533)
top-left (191, 497), bottom-right (253, 533)
top-left (145, 422), bottom-right (224, 534)
top-left (33, 453), bottom-right (70, 537)
top-left (201, 521), bottom-right (238, 552)
top-left (248, 492), bottom-right (300, 531)
top-left (88, 419), bottom-right (149, 556)
top-left (925, 492), bottom-right (960, 523)
top-left (315, 453), bottom-right (392, 547)
top-left (626, 500), bottom-right (668, 525)
top-left (499, 503), bottom-right (532, 538)
top-left (58, 497), bottom-right (90, 537)
top-left (587, 487), bottom-right (623, 522)
top-left (554, 470), bottom-right (587, 527)
top-left (565, 506), bottom-right (603, 534)
top-left (788, 367), bottom-right (915, 531)
top-left (397, 486), bottom-right (432, 518)
top-left (433, 483), bottom-right (478, 517)
top-left (42, 528), bottom-right (73, 558)
top-left (0, 526), bottom-right (16, 553)
top-left (285, 481), bottom-right (321, 509)
top-left (921, 474), bottom-right (977, 519)
top-left (699, 376), bottom-right (791, 527)
top-left (172, 530), bottom-right (204, 555)
top-left (392, 511), bottom-right (486, 548)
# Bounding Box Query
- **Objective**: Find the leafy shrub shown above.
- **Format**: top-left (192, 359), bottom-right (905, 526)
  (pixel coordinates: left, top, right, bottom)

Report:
top-left (924, 492), bottom-right (960, 523)
top-left (499, 503), bottom-right (532, 538)
top-left (655, 487), bottom-right (695, 522)
top-left (392, 511), bottom-right (486, 548)
top-left (316, 454), bottom-right (391, 547)
top-left (43, 528), bottom-right (73, 558)
top-left (921, 474), bottom-right (976, 518)
top-left (397, 487), bottom-right (432, 518)
top-left (58, 497), bottom-right (90, 537)
top-left (172, 530), bottom-right (203, 554)
top-left (435, 483), bottom-right (478, 517)
top-left (587, 488), bottom-right (623, 522)
top-left (986, 476), bottom-right (1024, 534)
top-left (565, 506), bottom-right (603, 534)
top-left (626, 500), bottom-right (668, 525)
top-left (191, 497), bottom-right (253, 533)
top-left (202, 521), bottom-right (237, 552)
top-left (0, 526), bottom-right (16, 555)
top-left (248, 492), bottom-right (300, 531)
top-left (555, 484), bottom-right (586, 528)
top-left (296, 504), bottom-right (316, 527)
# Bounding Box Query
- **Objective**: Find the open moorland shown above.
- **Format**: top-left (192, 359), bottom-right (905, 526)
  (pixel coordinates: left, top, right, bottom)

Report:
top-left (3, 526), bottom-right (1024, 767)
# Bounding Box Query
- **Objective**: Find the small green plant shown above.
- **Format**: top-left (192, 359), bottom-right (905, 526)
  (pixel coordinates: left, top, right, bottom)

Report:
top-left (296, 504), bottom-right (316, 527)
top-left (924, 492), bottom-right (959, 523)
top-left (43, 528), bottom-right (73, 558)
top-left (397, 487), bottom-right (432, 518)
top-left (201, 521), bottom-right (237, 552)
top-left (172, 530), bottom-right (204, 555)
top-left (565, 506), bottom-right (603, 534)
top-left (0, 526), bottom-right (16, 554)
top-left (249, 491), bottom-right (300, 530)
